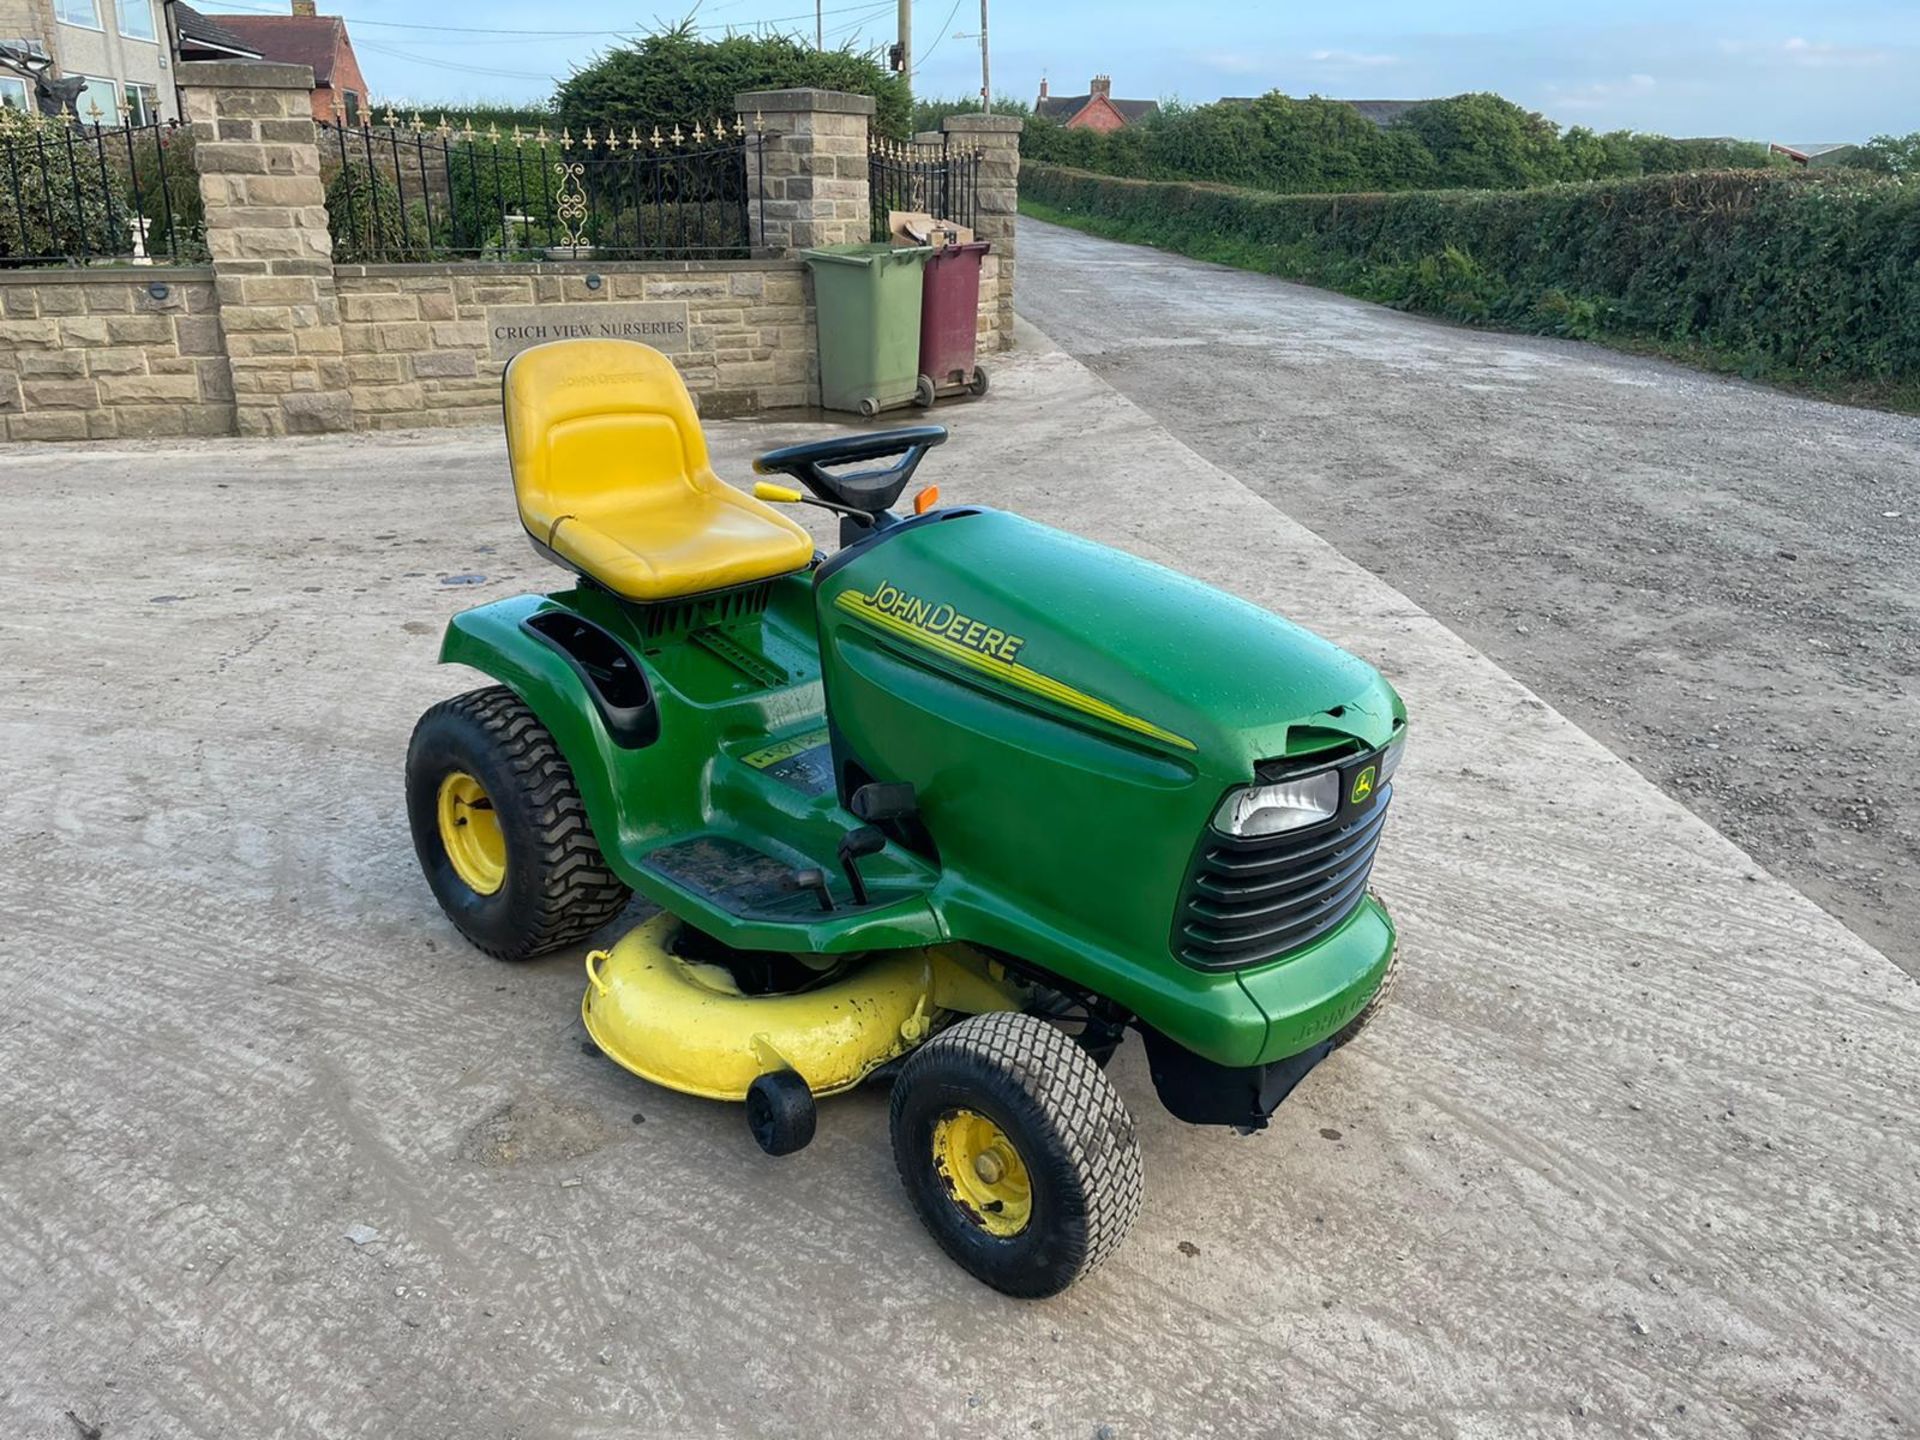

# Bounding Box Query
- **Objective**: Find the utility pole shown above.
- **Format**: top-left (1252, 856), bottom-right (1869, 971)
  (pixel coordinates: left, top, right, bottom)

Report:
top-left (816, 0), bottom-right (823, 51)
top-left (897, 0), bottom-right (912, 96)
top-left (979, 0), bottom-right (990, 111)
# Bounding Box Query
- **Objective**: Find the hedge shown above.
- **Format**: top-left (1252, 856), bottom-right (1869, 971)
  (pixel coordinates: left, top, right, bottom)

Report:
top-left (1024, 164), bottom-right (1920, 386)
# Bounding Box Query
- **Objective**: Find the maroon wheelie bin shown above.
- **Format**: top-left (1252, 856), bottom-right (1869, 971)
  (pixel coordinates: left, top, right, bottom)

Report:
top-left (914, 240), bottom-right (992, 406)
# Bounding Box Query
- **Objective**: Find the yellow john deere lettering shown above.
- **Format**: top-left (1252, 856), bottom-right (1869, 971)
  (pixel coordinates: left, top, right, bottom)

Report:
top-left (837, 585), bottom-right (1196, 751)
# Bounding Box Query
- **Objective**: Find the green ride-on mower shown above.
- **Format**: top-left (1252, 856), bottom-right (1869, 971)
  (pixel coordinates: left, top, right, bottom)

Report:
top-left (406, 338), bottom-right (1406, 1297)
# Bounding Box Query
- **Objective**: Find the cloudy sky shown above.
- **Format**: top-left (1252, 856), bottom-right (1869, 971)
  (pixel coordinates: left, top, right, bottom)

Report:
top-left (201, 0), bottom-right (1917, 142)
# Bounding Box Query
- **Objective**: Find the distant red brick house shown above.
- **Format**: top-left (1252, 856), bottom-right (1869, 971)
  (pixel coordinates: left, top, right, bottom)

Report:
top-left (1035, 75), bottom-right (1159, 133)
top-left (203, 1), bottom-right (369, 124)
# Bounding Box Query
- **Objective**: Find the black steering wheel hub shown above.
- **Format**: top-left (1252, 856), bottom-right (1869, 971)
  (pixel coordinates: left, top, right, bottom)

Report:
top-left (753, 426), bottom-right (948, 517)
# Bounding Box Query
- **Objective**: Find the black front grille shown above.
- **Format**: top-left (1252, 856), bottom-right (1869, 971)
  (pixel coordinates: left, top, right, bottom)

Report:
top-left (1174, 784), bottom-right (1392, 971)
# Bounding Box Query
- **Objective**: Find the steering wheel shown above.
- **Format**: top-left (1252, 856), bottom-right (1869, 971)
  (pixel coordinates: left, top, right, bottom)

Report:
top-left (752, 426), bottom-right (947, 516)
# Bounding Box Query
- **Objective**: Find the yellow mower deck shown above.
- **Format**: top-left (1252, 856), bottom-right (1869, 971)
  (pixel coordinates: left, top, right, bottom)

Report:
top-left (581, 914), bottom-right (1027, 1101)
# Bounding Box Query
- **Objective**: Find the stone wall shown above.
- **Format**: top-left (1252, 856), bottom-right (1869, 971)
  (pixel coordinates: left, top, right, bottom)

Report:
top-left (333, 259), bottom-right (813, 429)
top-left (0, 78), bottom-right (1021, 441)
top-left (183, 60), bottom-right (357, 437)
top-left (0, 270), bottom-right (235, 441)
top-left (944, 113), bottom-right (1021, 354)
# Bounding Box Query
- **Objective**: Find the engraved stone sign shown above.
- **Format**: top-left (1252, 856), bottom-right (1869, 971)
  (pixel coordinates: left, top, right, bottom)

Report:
top-left (488, 301), bottom-right (691, 360)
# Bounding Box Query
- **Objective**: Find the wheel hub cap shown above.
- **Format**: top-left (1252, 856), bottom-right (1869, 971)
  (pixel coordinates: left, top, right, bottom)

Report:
top-left (932, 1108), bottom-right (1032, 1238)
top-left (437, 770), bottom-right (505, 895)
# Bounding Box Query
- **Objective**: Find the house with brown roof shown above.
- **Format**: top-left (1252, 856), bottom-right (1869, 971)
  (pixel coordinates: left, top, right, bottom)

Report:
top-left (172, 4), bottom-right (264, 65)
top-left (184, 0), bottom-right (367, 124)
top-left (1035, 75), bottom-right (1158, 133)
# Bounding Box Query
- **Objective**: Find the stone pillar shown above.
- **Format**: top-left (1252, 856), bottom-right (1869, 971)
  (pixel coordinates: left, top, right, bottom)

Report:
top-left (179, 60), bottom-right (354, 436)
top-left (943, 113), bottom-right (1022, 352)
top-left (735, 88), bottom-right (874, 254)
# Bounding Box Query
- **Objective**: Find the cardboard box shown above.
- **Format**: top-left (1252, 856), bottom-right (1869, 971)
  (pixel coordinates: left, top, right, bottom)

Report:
top-left (889, 210), bottom-right (975, 248)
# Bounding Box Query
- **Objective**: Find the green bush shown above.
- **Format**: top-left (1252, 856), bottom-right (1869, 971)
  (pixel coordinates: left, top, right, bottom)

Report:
top-left (1024, 164), bottom-right (1920, 384)
top-left (0, 110), bottom-right (136, 262)
top-left (557, 24), bottom-right (909, 142)
top-left (1020, 91), bottom-right (1785, 196)
top-left (325, 159), bottom-right (434, 262)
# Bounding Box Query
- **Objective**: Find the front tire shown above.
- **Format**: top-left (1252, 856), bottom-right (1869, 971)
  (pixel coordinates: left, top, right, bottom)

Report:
top-left (889, 1012), bottom-right (1143, 1298)
top-left (406, 686), bottom-right (630, 960)
top-left (1331, 936), bottom-right (1400, 1050)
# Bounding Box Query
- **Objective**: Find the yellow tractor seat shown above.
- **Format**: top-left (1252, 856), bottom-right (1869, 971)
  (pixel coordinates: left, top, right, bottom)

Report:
top-left (503, 339), bottom-right (814, 603)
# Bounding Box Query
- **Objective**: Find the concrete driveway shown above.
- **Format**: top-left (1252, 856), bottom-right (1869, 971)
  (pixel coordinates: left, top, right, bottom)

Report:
top-left (1, 332), bottom-right (1915, 1439)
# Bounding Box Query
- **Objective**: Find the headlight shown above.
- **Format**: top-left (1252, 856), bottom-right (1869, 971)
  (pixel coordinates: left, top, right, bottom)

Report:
top-left (1214, 769), bottom-right (1339, 837)
top-left (1379, 730), bottom-right (1407, 786)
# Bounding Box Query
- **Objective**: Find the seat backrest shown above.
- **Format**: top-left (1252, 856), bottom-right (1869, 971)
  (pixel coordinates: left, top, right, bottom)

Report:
top-left (503, 339), bottom-right (712, 538)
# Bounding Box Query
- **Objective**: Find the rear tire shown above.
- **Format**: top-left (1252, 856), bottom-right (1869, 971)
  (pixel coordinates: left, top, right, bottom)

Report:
top-left (913, 374), bottom-right (937, 408)
top-left (889, 1012), bottom-right (1142, 1298)
top-left (406, 686), bottom-right (630, 960)
top-left (967, 365), bottom-right (989, 397)
top-left (858, 396), bottom-right (881, 418)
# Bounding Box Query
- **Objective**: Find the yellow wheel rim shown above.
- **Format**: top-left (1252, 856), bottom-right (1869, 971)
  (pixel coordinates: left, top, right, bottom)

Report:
top-left (437, 770), bottom-right (506, 896)
top-left (931, 1108), bottom-right (1032, 1238)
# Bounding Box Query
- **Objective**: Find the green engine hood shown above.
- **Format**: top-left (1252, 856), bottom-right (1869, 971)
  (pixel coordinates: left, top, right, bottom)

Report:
top-left (819, 510), bottom-right (1398, 770)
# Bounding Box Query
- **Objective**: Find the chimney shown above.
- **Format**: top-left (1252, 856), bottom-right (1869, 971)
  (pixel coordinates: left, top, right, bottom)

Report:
top-left (1039, 76), bottom-right (1049, 101)
top-left (1090, 75), bottom-right (1111, 98)
top-left (292, 0), bottom-right (317, 13)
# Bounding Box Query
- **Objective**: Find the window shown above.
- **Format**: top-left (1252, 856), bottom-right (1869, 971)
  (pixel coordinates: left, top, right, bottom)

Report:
top-left (123, 83), bottom-right (158, 125)
top-left (77, 75), bottom-right (120, 125)
top-left (0, 78), bottom-right (28, 113)
top-left (53, 0), bottom-right (102, 29)
top-left (342, 91), bottom-right (360, 125)
top-left (115, 0), bottom-right (157, 42)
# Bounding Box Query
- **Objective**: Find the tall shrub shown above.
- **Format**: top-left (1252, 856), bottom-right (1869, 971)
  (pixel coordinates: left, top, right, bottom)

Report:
top-left (0, 109), bottom-right (121, 261)
top-left (1025, 164), bottom-right (1920, 385)
top-left (557, 25), bottom-right (910, 141)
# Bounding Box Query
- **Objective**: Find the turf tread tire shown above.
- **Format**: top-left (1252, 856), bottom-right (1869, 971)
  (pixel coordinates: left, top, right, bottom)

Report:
top-left (1331, 923), bottom-right (1400, 1050)
top-left (889, 1011), bottom-right (1143, 1297)
top-left (407, 686), bottom-right (630, 961)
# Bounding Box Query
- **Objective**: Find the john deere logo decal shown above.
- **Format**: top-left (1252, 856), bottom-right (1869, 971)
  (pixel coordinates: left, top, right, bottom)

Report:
top-left (1351, 766), bottom-right (1377, 805)
top-left (835, 582), bottom-right (1196, 752)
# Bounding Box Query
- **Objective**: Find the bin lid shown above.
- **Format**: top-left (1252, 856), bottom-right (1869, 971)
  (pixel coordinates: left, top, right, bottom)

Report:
top-left (803, 243), bottom-right (935, 268)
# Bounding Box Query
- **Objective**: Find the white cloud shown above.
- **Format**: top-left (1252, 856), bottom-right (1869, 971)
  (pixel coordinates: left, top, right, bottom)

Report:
top-left (1719, 37), bottom-right (1892, 68)
top-left (1194, 50), bottom-right (1266, 77)
top-left (1309, 49), bottom-right (1399, 68)
top-left (1545, 72), bottom-right (1657, 111)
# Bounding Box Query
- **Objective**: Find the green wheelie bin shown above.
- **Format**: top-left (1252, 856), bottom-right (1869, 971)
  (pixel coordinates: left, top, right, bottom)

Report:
top-left (804, 244), bottom-right (933, 416)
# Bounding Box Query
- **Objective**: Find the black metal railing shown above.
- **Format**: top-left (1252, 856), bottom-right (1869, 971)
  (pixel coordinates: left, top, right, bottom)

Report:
top-left (0, 110), bottom-right (201, 266)
top-left (868, 138), bottom-right (981, 241)
top-left (320, 115), bottom-right (763, 263)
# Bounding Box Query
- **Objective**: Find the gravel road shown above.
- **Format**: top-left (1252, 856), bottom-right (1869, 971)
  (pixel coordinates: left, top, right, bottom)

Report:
top-left (1018, 219), bottom-right (1920, 969)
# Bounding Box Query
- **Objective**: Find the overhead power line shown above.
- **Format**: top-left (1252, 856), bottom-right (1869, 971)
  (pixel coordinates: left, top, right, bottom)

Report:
top-left (911, 0), bottom-right (965, 73)
top-left (196, 0), bottom-right (902, 38)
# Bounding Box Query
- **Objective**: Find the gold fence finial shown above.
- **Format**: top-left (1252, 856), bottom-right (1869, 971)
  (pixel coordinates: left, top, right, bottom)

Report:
top-left (670, 123), bottom-right (684, 145)
top-left (753, 109), bottom-right (765, 134)
top-left (692, 120), bottom-right (706, 143)
top-left (650, 125), bottom-right (663, 148)
top-left (628, 125), bottom-right (642, 149)
top-left (536, 124), bottom-right (550, 146)
top-left (382, 105), bottom-right (399, 128)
